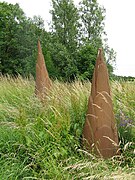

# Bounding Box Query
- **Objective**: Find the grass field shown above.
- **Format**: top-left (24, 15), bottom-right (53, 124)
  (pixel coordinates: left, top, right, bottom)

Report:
top-left (0, 75), bottom-right (135, 179)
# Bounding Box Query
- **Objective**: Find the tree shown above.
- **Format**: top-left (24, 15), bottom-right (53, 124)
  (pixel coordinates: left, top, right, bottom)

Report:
top-left (79, 0), bottom-right (105, 41)
top-left (50, 0), bottom-right (80, 80)
top-left (51, 0), bottom-right (79, 53)
top-left (78, 0), bottom-right (116, 78)
top-left (104, 44), bottom-right (116, 76)
top-left (0, 2), bottom-right (54, 78)
top-left (0, 2), bottom-right (39, 76)
top-left (0, 1), bottom-right (116, 81)
top-left (77, 43), bottom-right (99, 80)
top-left (0, 2), bottom-right (27, 75)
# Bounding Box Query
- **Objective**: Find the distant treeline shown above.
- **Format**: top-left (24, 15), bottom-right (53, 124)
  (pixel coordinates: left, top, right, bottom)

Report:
top-left (0, 1), bottom-right (116, 81)
top-left (112, 75), bottom-right (135, 81)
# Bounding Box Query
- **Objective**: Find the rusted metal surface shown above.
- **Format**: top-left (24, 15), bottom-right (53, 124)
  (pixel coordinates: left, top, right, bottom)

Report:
top-left (35, 40), bottom-right (51, 100)
top-left (83, 48), bottom-right (119, 158)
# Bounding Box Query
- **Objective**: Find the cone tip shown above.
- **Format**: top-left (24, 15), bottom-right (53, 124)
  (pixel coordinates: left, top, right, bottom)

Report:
top-left (97, 48), bottom-right (104, 63)
top-left (38, 39), bottom-right (41, 46)
top-left (98, 48), bottom-right (102, 55)
top-left (37, 39), bottom-right (42, 54)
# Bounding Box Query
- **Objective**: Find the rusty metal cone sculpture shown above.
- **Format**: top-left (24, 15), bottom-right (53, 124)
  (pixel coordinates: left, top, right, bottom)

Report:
top-left (83, 48), bottom-right (119, 158)
top-left (35, 40), bottom-right (51, 100)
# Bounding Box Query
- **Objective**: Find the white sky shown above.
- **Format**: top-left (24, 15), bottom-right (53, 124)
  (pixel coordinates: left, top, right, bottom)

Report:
top-left (1, 0), bottom-right (135, 77)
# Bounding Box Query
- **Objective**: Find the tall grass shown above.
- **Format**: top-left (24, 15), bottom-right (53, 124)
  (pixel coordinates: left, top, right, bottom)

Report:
top-left (0, 75), bottom-right (135, 179)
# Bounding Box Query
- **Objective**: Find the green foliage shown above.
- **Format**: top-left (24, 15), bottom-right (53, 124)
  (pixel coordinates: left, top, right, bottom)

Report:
top-left (0, 2), bottom-right (54, 78)
top-left (0, 1), bottom-right (116, 81)
top-left (78, 0), bottom-right (116, 77)
top-left (0, 2), bottom-right (27, 75)
top-left (79, 0), bottom-right (106, 41)
top-left (77, 43), bottom-right (99, 80)
top-left (0, 76), bottom-right (135, 179)
top-left (112, 75), bottom-right (135, 82)
top-left (47, 41), bottom-right (78, 80)
top-left (51, 0), bottom-right (79, 52)
top-left (50, 0), bottom-right (80, 80)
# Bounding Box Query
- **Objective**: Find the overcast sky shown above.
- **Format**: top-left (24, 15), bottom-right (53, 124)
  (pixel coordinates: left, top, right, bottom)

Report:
top-left (1, 0), bottom-right (135, 77)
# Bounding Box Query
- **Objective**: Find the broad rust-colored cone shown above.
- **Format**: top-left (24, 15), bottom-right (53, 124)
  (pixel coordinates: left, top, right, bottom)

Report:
top-left (83, 48), bottom-right (119, 158)
top-left (35, 40), bottom-right (51, 100)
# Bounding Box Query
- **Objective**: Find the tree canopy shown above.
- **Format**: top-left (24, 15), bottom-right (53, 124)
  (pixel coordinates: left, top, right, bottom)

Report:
top-left (0, 1), bottom-right (116, 81)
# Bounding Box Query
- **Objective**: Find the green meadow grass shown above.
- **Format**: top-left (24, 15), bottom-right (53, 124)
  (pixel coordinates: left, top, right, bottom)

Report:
top-left (0, 75), bottom-right (135, 179)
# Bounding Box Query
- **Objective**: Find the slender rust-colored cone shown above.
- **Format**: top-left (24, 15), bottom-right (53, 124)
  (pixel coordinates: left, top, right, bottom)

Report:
top-left (35, 40), bottom-right (51, 100)
top-left (82, 48), bottom-right (119, 158)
